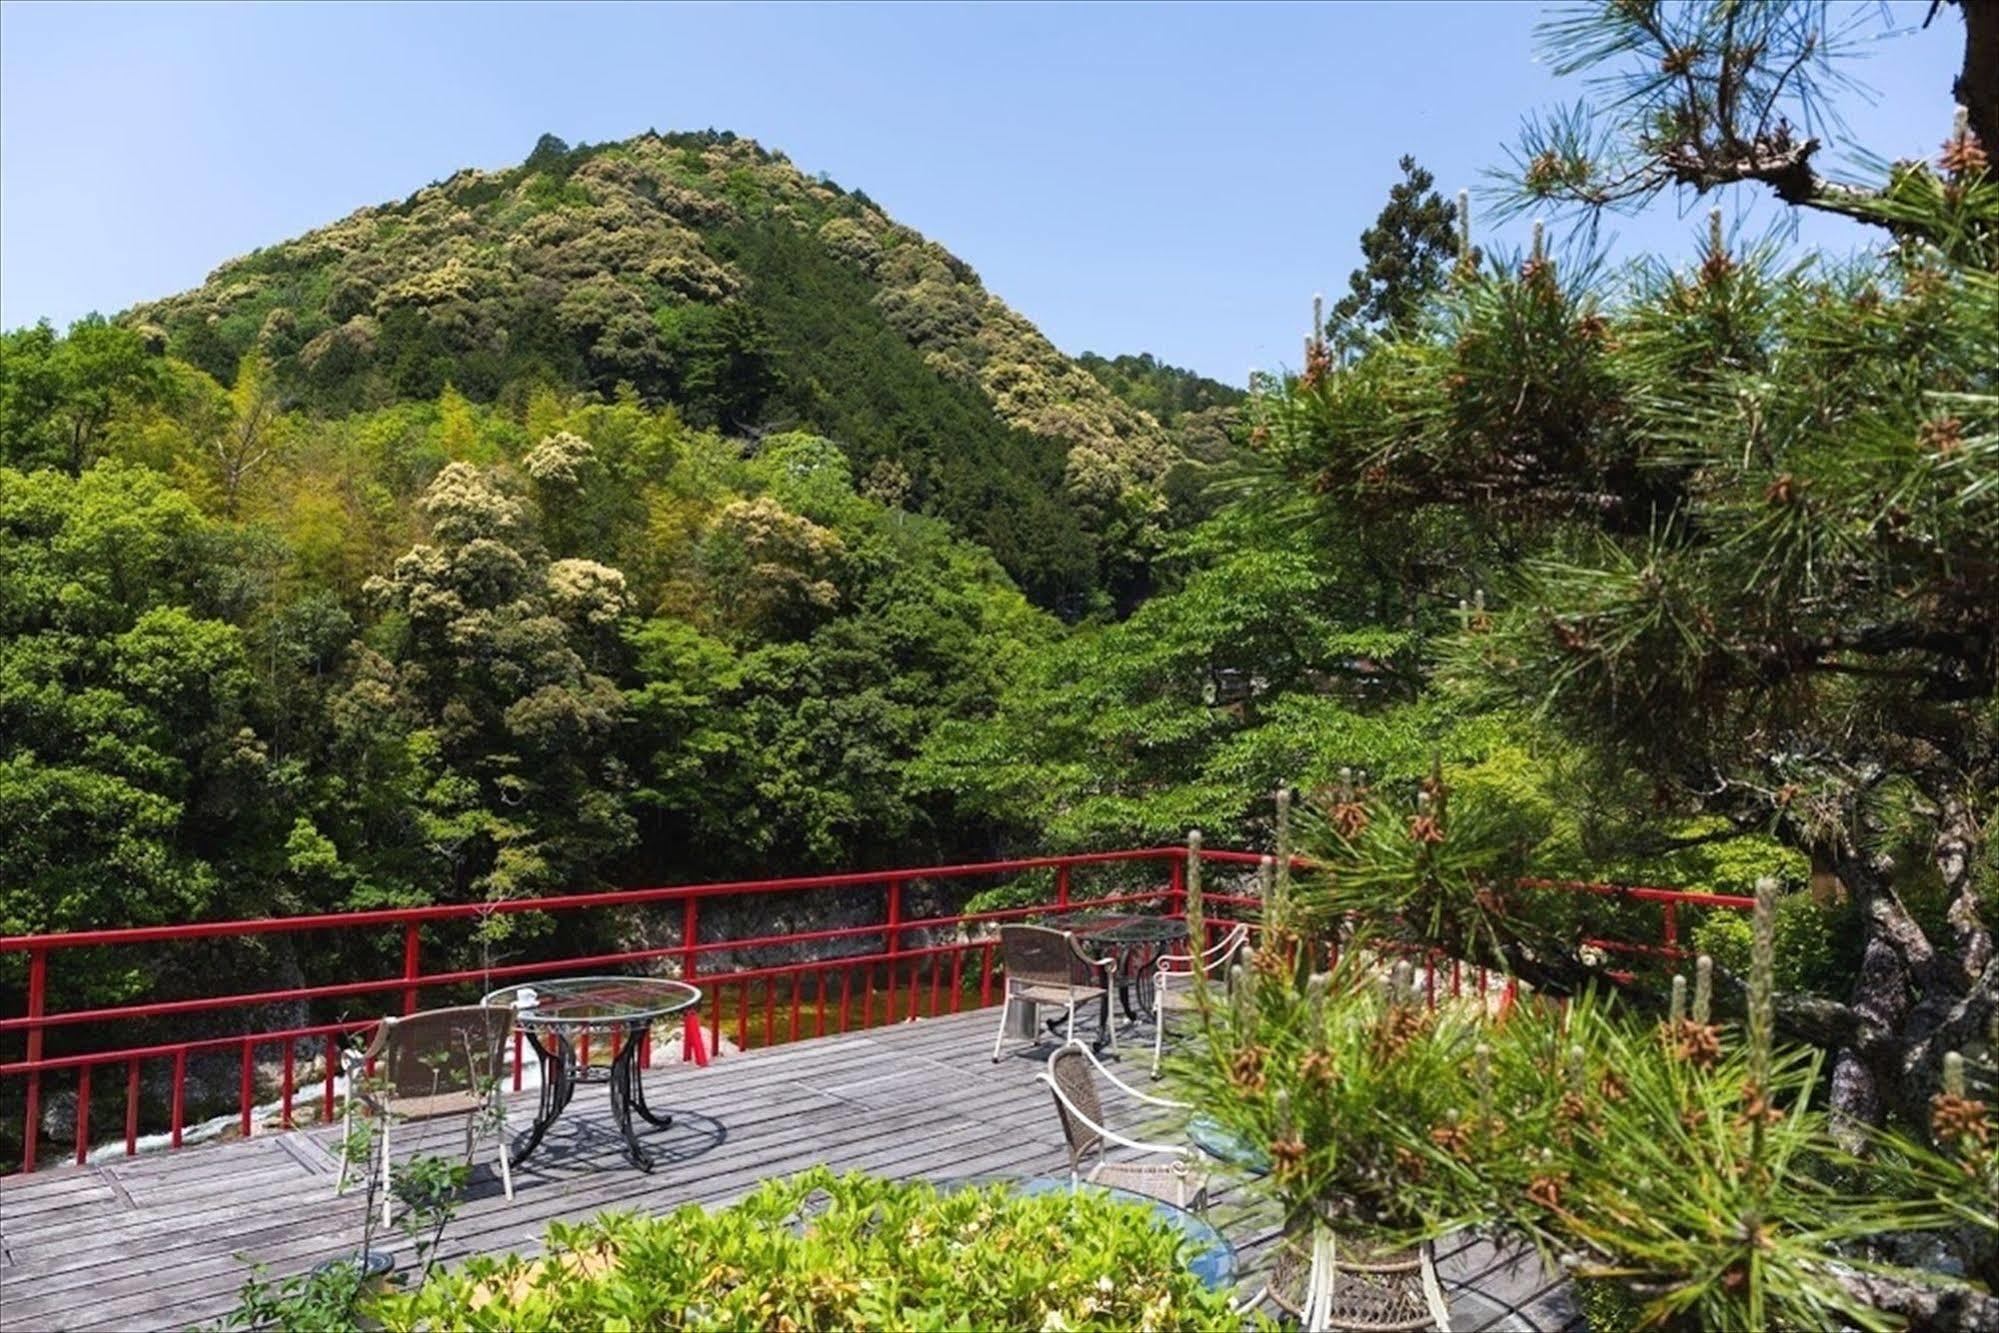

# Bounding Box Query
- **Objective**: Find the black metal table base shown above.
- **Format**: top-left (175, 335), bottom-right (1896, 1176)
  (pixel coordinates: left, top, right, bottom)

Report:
top-left (511, 1022), bottom-right (673, 1172)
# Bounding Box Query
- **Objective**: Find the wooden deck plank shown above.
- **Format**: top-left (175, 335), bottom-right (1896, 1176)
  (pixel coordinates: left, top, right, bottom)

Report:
top-left (21, 1076), bottom-right (1028, 1319)
top-left (59, 1108), bottom-right (1022, 1331)
top-left (0, 1009), bottom-right (1570, 1332)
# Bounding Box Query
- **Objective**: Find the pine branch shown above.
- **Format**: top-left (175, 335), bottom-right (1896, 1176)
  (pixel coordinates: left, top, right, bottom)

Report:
top-left (1655, 134), bottom-right (1899, 230)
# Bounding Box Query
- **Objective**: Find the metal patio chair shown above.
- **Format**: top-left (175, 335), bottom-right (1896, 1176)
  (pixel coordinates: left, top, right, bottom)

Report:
top-left (1151, 922), bottom-right (1251, 1075)
top-left (1039, 1038), bottom-right (1209, 1209)
top-left (335, 1004), bottom-right (516, 1225)
top-left (990, 924), bottom-right (1116, 1062)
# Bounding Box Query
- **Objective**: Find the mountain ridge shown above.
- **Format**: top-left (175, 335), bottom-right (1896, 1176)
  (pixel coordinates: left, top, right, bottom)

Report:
top-left (127, 129), bottom-right (1241, 607)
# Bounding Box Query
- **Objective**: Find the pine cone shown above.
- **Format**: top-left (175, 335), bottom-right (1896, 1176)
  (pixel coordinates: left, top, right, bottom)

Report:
top-left (1527, 1172), bottom-right (1567, 1209)
top-left (1939, 129), bottom-right (1990, 179)
top-left (1430, 1121), bottom-right (1474, 1159)
top-left (1664, 1019), bottom-right (1723, 1070)
top-left (1300, 1048), bottom-right (1338, 1088)
top-left (1330, 800), bottom-right (1371, 839)
top-left (1931, 1093), bottom-right (1991, 1146)
top-left (1920, 416), bottom-right (1965, 458)
top-left (1734, 1082), bottom-right (1785, 1129)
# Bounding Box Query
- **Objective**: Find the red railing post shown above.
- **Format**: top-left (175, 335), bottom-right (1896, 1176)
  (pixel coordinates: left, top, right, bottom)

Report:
top-left (281, 1041), bottom-right (295, 1129)
top-left (171, 1049), bottom-right (186, 1148)
top-left (1662, 899), bottom-right (1680, 956)
top-left (1168, 853), bottom-right (1185, 917)
top-left (239, 1038), bottom-right (254, 1138)
top-left (1055, 865), bottom-right (1070, 909)
top-left (401, 923), bottom-right (421, 1015)
top-left (681, 899), bottom-right (698, 981)
top-left (73, 1065), bottom-right (90, 1165)
top-left (125, 1058), bottom-right (141, 1156)
top-left (23, 946), bottom-right (46, 1172)
top-left (883, 879), bottom-right (902, 1025)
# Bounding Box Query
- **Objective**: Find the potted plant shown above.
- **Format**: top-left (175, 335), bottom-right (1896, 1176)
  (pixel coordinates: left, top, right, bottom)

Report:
top-left (220, 1059), bottom-right (482, 1330)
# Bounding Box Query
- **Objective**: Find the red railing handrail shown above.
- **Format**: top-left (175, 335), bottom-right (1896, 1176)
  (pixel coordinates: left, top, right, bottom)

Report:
top-left (1516, 876), bottom-right (1754, 910)
top-left (0, 847), bottom-right (1183, 953)
top-left (0, 888), bottom-right (1173, 1038)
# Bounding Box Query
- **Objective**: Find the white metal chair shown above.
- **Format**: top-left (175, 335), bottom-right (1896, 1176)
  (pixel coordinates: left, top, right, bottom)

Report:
top-left (1151, 923), bottom-right (1251, 1075)
top-left (1039, 1038), bottom-right (1209, 1209)
top-left (990, 924), bottom-right (1117, 1061)
top-left (334, 1005), bottom-right (515, 1225)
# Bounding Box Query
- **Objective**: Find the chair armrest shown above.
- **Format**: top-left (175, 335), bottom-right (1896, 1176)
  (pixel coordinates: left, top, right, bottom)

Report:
top-left (341, 1021), bottom-right (388, 1076)
top-left (1062, 933), bottom-right (1117, 974)
top-left (1205, 927), bottom-right (1251, 968)
top-left (1065, 1040), bottom-right (1191, 1110)
top-left (1038, 1071), bottom-right (1192, 1159)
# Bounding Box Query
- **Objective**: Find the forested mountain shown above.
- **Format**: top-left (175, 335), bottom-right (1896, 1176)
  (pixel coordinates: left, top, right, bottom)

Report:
top-left (120, 130), bottom-right (1231, 612)
top-left (0, 129), bottom-right (1258, 1033)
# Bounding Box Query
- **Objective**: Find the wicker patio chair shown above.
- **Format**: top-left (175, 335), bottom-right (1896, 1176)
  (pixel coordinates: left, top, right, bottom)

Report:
top-left (335, 1005), bottom-right (515, 1225)
top-left (1150, 922), bottom-right (1251, 1075)
top-left (1039, 1038), bottom-right (1209, 1210)
top-left (990, 924), bottom-right (1117, 1061)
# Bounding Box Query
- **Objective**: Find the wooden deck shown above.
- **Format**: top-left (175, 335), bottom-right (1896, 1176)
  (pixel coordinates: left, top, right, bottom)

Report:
top-left (0, 1009), bottom-right (1576, 1331)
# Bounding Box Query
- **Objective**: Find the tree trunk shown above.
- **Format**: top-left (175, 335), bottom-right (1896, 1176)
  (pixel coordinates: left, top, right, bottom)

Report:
top-left (1955, 0), bottom-right (1999, 181)
top-left (1830, 929), bottom-right (1905, 1142)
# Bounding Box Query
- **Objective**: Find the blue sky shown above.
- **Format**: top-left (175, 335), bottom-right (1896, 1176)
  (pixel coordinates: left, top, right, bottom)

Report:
top-left (0, 1), bottom-right (1968, 383)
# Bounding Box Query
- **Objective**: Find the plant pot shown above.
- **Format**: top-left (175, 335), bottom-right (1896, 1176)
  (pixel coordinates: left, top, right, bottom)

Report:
top-left (1268, 1227), bottom-right (1444, 1332)
top-left (309, 1250), bottom-right (397, 1329)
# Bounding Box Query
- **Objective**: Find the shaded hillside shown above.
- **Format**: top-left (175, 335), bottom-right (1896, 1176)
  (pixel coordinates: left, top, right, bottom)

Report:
top-left (131, 130), bottom-right (1217, 609)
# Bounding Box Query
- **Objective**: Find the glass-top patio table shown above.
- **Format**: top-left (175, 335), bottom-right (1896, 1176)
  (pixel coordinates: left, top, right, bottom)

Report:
top-left (483, 976), bottom-right (700, 1173)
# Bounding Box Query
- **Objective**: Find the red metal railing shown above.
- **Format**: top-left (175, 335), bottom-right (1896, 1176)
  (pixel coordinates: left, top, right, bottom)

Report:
top-left (0, 845), bottom-right (1746, 1172)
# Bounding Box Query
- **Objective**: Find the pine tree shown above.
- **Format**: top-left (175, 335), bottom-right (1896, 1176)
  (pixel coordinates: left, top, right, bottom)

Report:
top-left (1325, 156), bottom-right (1466, 356)
top-left (1257, 0), bottom-right (1999, 1145)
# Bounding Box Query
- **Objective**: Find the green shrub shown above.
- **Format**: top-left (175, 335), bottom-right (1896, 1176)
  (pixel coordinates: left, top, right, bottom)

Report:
top-left (1689, 890), bottom-right (1857, 997)
top-left (372, 1168), bottom-right (1244, 1331)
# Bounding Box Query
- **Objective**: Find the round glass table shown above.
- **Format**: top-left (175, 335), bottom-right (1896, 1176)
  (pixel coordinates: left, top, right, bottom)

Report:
top-left (1186, 1112), bottom-right (1272, 1175)
top-left (1042, 911), bottom-right (1191, 1049)
top-left (483, 976), bottom-right (700, 1173)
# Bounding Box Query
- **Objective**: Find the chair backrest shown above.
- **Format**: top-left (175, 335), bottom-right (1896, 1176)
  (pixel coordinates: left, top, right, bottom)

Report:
top-left (376, 1005), bottom-right (513, 1107)
top-left (1000, 925), bottom-right (1085, 989)
top-left (1159, 922), bottom-right (1251, 976)
top-left (1046, 1043), bottom-right (1106, 1170)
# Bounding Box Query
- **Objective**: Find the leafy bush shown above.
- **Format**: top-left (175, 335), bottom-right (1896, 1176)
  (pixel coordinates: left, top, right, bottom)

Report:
top-left (372, 1169), bottom-right (1243, 1331)
top-left (1690, 889), bottom-right (1858, 997)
